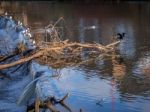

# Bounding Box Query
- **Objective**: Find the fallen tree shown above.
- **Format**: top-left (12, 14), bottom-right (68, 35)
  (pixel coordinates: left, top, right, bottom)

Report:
top-left (0, 17), bottom-right (120, 70)
top-left (0, 39), bottom-right (120, 70)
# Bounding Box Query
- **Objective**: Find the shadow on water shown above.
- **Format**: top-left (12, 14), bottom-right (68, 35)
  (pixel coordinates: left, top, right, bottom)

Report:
top-left (0, 1), bottom-right (150, 112)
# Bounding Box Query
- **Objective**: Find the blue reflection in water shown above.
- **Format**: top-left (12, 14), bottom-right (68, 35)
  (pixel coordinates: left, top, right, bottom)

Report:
top-left (54, 67), bottom-right (150, 112)
top-left (0, 1), bottom-right (150, 112)
top-left (115, 22), bottom-right (136, 58)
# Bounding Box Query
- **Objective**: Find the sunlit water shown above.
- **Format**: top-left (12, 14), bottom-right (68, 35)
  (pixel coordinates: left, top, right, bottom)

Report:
top-left (0, 1), bottom-right (150, 112)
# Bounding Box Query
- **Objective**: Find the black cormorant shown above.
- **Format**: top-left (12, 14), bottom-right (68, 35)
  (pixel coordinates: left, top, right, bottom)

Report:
top-left (116, 33), bottom-right (126, 40)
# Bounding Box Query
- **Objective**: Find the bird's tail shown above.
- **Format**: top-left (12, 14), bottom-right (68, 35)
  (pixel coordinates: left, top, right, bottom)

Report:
top-left (17, 79), bottom-right (38, 106)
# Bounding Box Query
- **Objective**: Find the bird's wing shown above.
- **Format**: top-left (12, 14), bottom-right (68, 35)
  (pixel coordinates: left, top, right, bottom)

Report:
top-left (17, 78), bottom-right (38, 106)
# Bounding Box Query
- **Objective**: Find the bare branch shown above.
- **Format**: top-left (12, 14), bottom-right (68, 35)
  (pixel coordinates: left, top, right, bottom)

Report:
top-left (0, 40), bottom-right (120, 70)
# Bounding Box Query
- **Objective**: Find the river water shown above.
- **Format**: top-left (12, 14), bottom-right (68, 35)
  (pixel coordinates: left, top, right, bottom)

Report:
top-left (0, 1), bottom-right (150, 112)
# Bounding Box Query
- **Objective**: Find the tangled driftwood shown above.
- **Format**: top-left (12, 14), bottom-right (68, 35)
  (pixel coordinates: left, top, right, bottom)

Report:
top-left (0, 40), bottom-right (120, 69)
top-left (0, 17), bottom-right (120, 70)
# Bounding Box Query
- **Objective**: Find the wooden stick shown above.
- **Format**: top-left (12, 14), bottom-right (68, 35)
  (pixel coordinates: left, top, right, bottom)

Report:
top-left (0, 51), bottom-right (44, 70)
top-left (46, 101), bottom-right (58, 112)
top-left (35, 98), bottom-right (40, 112)
top-left (106, 40), bottom-right (120, 48)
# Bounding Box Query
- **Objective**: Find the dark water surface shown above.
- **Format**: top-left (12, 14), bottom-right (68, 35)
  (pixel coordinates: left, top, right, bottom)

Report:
top-left (0, 1), bottom-right (150, 112)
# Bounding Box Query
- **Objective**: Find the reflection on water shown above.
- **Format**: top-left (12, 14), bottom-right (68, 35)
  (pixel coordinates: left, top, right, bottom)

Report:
top-left (0, 1), bottom-right (150, 112)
